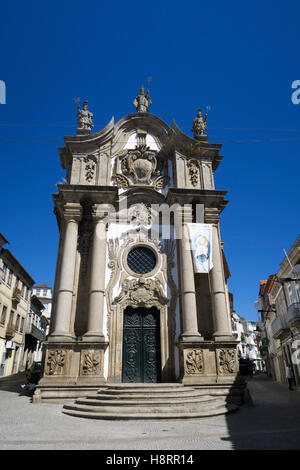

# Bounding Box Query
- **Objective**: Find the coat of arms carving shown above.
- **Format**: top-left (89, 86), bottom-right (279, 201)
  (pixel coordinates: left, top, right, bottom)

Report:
top-left (113, 145), bottom-right (169, 189)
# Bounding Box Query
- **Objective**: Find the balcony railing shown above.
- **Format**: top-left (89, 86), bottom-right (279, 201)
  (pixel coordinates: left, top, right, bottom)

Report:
top-left (287, 302), bottom-right (300, 327)
top-left (271, 315), bottom-right (289, 340)
top-left (25, 323), bottom-right (46, 341)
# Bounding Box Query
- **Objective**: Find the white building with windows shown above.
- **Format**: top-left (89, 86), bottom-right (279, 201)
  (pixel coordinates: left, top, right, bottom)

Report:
top-left (32, 284), bottom-right (52, 336)
top-left (231, 309), bottom-right (263, 370)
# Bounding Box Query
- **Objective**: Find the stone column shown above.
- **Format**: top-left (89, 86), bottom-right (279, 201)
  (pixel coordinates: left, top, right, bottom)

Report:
top-left (83, 205), bottom-right (107, 342)
top-left (49, 203), bottom-right (82, 341)
top-left (179, 224), bottom-right (203, 342)
top-left (210, 224), bottom-right (233, 341)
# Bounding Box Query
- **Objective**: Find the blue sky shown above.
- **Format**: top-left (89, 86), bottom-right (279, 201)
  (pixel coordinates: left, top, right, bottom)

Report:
top-left (0, 0), bottom-right (299, 320)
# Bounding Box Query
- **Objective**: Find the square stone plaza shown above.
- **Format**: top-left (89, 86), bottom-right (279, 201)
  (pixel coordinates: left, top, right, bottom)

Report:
top-left (0, 372), bottom-right (300, 450)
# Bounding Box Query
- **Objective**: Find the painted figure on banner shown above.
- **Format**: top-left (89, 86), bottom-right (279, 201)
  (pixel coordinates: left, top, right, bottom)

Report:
top-left (195, 234), bottom-right (210, 264)
top-left (186, 223), bottom-right (213, 273)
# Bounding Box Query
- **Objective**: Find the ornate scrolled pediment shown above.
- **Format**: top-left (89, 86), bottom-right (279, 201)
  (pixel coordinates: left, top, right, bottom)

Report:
top-left (114, 277), bottom-right (169, 308)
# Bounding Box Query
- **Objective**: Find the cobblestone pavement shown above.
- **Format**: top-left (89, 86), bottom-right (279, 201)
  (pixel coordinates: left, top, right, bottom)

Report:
top-left (0, 372), bottom-right (300, 450)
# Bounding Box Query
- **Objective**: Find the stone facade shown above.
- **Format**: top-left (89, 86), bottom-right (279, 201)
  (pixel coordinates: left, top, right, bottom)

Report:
top-left (34, 94), bottom-right (242, 404)
top-left (256, 235), bottom-right (300, 387)
top-left (0, 233), bottom-right (35, 376)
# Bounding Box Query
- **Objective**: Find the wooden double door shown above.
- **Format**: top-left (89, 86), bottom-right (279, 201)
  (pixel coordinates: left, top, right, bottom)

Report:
top-left (122, 306), bottom-right (161, 383)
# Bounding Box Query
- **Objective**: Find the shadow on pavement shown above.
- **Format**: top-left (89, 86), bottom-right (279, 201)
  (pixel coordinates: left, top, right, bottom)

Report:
top-left (0, 371), bottom-right (28, 395)
top-left (223, 372), bottom-right (300, 450)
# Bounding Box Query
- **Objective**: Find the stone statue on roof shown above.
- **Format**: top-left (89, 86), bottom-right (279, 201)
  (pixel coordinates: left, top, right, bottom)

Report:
top-left (77, 100), bottom-right (94, 135)
top-left (191, 109), bottom-right (208, 138)
top-left (133, 86), bottom-right (152, 113)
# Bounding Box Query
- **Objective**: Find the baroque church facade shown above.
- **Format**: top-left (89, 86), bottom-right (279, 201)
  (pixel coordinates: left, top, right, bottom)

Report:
top-left (34, 89), bottom-right (243, 412)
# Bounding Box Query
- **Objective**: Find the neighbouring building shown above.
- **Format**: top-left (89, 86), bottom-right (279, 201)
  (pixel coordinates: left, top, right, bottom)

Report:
top-left (33, 283), bottom-right (52, 336)
top-left (240, 320), bottom-right (263, 370)
top-left (256, 235), bottom-right (300, 388)
top-left (23, 295), bottom-right (48, 367)
top-left (34, 90), bottom-right (244, 417)
top-left (230, 293), bottom-right (263, 370)
top-left (0, 233), bottom-right (35, 376)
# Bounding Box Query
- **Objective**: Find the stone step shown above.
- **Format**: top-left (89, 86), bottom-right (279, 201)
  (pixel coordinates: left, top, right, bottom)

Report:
top-left (103, 383), bottom-right (185, 388)
top-left (62, 403), bottom-right (238, 420)
top-left (75, 395), bottom-right (216, 407)
top-left (62, 383), bottom-right (239, 420)
top-left (96, 387), bottom-right (198, 395)
top-left (92, 390), bottom-right (204, 400)
top-left (97, 383), bottom-right (188, 389)
top-left (63, 397), bottom-right (227, 414)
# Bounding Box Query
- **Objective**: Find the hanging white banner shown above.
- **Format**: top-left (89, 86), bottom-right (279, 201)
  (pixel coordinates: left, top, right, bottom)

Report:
top-left (186, 223), bottom-right (213, 273)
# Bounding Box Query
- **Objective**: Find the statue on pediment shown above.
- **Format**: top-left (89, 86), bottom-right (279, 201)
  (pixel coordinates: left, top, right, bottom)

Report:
top-left (191, 109), bottom-right (207, 138)
top-left (77, 100), bottom-right (94, 134)
top-left (133, 87), bottom-right (152, 113)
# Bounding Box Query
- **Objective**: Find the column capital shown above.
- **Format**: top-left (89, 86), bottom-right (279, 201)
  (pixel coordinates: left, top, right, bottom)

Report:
top-left (91, 204), bottom-right (110, 223)
top-left (204, 208), bottom-right (220, 224)
top-left (63, 203), bottom-right (82, 223)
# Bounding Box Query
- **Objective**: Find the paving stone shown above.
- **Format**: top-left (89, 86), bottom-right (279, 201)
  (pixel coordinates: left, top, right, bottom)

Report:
top-left (0, 373), bottom-right (299, 449)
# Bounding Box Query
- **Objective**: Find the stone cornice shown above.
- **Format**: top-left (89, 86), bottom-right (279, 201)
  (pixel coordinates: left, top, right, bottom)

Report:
top-left (204, 208), bottom-right (221, 224)
top-left (166, 188), bottom-right (228, 213)
top-left (53, 185), bottom-right (118, 226)
top-left (0, 232), bottom-right (9, 248)
top-left (59, 117), bottom-right (114, 169)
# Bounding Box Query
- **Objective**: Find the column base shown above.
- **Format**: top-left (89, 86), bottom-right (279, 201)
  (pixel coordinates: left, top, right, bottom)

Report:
top-left (213, 332), bottom-right (235, 342)
top-left (48, 333), bottom-right (75, 343)
top-left (179, 333), bottom-right (204, 343)
top-left (82, 332), bottom-right (106, 342)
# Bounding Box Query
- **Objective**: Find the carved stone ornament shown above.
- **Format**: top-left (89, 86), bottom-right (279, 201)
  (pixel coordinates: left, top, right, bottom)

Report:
top-left (186, 349), bottom-right (204, 375)
top-left (113, 145), bottom-right (169, 189)
top-left (122, 145), bottom-right (159, 184)
top-left (114, 277), bottom-right (169, 308)
top-left (218, 348), bottom-right (236, 374)
top-left (46, 349), bottom-right (66, 375)
top-left (81, 351), bottom-right (101, 375)
top-left (81, 155), bottom-right (97, 183)
top-left (187, 160), bottom-right (200, 187)
top-left (128, 203), bottom-right (152, 226)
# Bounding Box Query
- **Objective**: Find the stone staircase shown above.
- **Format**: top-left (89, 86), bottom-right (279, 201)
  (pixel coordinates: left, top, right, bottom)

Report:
top-left (62, 383), bottom-right (239, 420)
